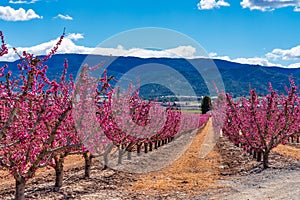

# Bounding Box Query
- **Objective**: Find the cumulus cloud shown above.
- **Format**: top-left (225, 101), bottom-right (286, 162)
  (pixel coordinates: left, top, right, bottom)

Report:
top-left (76, 45), bottom-right (197, 59)
top-left (165, 46), bottom-right (197, 58)
top-left (54, 14), bottom-right (73, 21)
top-left (208, 52), bottom-right (218, 57)
top-left (266, 45), bottom-right (300, 60)
top-left (0, 6), bottom-right (42, 21)
top-left (232, 57), bottom-right (276, 66)
top-left (232, 57), bottom-right (279, 67)
top-left (0, 33), bottom-right (198, 62)
top-left (197, 0), bottom-right (230, 10)
top-left (9, 0), bottom-right (38, 4)
top-left (286, 62), bottom-right (300, 68)
top-left (240, 0), bottom-right (300, 11)
top-left (66, 33), bottom-right (84, 41)
top-left (0, 33), bottom-right (92, 62)
top-left (294, 6), bottom-right (300, 11)
top-left (209, 52), bottom-right (289, 68)
top-left (210, 51), bottom-right (299, 68)
top-left (2, 33), bottom-right (299, 69)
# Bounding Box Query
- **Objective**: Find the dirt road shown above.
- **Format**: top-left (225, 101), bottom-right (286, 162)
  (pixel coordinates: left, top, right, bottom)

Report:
top-left (211, 168), bottom-right (300, 200)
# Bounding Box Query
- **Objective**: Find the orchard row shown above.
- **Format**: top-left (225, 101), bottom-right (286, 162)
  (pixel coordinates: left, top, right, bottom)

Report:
top-left (0, 31), bottom-right (209, 200)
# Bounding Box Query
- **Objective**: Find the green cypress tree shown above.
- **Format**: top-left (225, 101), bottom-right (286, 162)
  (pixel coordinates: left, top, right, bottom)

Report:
top-left (201, 96), bottom-right (211, 114)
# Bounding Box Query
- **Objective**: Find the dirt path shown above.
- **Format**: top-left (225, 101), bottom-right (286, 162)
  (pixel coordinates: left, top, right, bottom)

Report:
top-left (107, 126), bottom-right (199, 173)
top-left (212, 169), bottom-right (300, 200)
top-left (208, 137), bottom-right (300, 200)
top-left (131, 119), bottom-right (222, 194)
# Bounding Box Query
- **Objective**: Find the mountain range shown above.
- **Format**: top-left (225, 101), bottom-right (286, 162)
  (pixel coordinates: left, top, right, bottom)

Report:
top-left (1, 54), bottom-right (299, 98)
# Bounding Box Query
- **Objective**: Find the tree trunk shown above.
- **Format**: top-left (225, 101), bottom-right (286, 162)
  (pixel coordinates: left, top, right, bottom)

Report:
top-left (103, 154), bottom-right (109, 170)
top-left (15, 176), bottom-right (26, 200)
top-left (137, 143), bottom-right (142, 156)
top-left (257, 151), bottom-right (262, 162)
top-left (149, 142), bottom-right (153, 151)
top-left (144, 142), bottom-right (148, 153)
top-left (263, 151), bottom-right (269, 169)
top-left (127, 151), bottom-right (131, 160)
top-left (103, 143), bottom-right (113, 170)
top-left (83, 152), bottom-right (93, 178)
top-left (118, 145), bottom-right (123, 164)
top-left (253, 151), bottom-right (257, 159)
top-left (54, 156), bottom-right (64, 191)
top-left (249, 148), bottom-right (253, 155)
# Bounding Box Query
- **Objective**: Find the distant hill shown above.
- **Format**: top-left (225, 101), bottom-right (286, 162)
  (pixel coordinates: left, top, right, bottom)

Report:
top-left (1, 54), bottom-right (299, 98)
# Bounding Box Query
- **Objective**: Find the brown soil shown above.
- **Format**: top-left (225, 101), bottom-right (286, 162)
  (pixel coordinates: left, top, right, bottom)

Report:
top-left (273, 144), bottom-right (300, 160)
top-left (132, 119), bottom-right (223, 195)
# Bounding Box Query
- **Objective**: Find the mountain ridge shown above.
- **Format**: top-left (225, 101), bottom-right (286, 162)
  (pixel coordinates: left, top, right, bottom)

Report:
top-left (1, 54), bottom-right (299, 98)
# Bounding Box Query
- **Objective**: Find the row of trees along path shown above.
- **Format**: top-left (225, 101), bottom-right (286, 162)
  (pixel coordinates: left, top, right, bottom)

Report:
top-left (216, 80), bottom-right (299, 168)
top-left (0, 30), bottom-right (209, 200)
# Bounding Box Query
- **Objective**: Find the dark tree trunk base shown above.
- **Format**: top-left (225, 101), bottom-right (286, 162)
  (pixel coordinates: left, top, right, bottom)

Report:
top-left (103, 154), bottom-right (109, 170)
top-left (127, 151), bottom-right (131, 160)
top-left (15, 176), bottom-right (26, 200)
top-left (83, 152), bottom-right (93, 178)
top-left (149, 142), bottom-right (153, 151)
top-left (257, 152), bottom-right (262, 162)
top-left (54, 155), bottom-right (65, 191)
top-left (137, 143), bottom-right (142, 156)
top-left (263, 152), bottom-right (269, 169)
top-left (144, 143), bottom-right (148, 153)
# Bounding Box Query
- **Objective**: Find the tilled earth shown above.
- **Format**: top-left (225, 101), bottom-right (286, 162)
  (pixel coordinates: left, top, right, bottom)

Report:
top-left (0, 121), bottom-right (299, 200)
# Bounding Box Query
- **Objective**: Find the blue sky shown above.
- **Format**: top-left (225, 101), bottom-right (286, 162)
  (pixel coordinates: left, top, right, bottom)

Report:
top-left (1, 0), bottom-right (300, 68)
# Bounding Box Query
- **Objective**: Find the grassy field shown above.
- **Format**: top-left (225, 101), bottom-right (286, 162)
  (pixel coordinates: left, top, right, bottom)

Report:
top-left (181, 109), bottom-right (202, 114)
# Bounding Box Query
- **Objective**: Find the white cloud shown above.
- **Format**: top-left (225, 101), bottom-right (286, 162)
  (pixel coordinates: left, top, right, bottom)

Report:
top-left (1, 34), bottom-right (299, 69)
top-left (266, 45), bottom-right (300, 60)
top-left (227, 56), bottom-right (274, 66)
top-left (212, 53), bottom-right (300, 68)
top-left (66, 33), bottom-right (84, 41)
top-left (286, 62), bottom-right (300, 68)
top-left (240, 0), bottom-right (300, 12)
top-left (165, 46), bottom-right (197, 58)
top-left (0, 6), bottom-right (42, 21)
top-left (232, 57), bottom-right (279, 67)
top-left (0, 33), bottom-right (199, 62)
top-left (197, 0), bottom-right (230, 10)
top-left (9, 0), bottom-right (38, 4)
top-left (0, 33), bottom-right (92, 62)
top-left (208, 52), bottom-right (218, 57)
top-left (294, 6), bottom-right (300, 11)
top-left (92, 45), bottom-right (197, 58)
top-left (54, 14), bottom-right (73, 21)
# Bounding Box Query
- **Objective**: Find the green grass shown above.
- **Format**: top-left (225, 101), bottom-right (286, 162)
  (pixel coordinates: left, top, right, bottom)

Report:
top-left (181, 109), bottom-right (202, 114)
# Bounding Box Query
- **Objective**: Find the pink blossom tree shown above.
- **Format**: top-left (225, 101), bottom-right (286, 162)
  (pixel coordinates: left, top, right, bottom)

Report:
top-left (0, 31), bottom-right (78, 200)
top-left (95, 83), bottom-right (210, 163)
top-left (73, 64), bottom-right (115, 172)
top-left (222, 79), bottom-right (299, 168)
